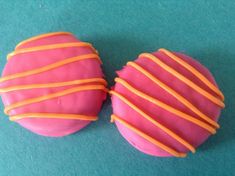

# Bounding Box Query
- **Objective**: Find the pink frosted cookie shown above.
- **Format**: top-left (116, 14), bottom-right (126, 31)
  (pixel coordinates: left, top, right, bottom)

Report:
top-left (110, 49), bottom-right (225, 157)
top-left (0, 32), bottom-right (107, 137)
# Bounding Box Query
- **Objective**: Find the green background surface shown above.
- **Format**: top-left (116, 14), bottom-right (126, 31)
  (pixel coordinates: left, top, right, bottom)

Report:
top-left (0, 1), bottom-right (234, 176)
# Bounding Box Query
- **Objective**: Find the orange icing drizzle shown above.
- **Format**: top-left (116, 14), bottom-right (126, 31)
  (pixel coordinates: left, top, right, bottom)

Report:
top-left (114, 78), bottom-right (216, 134)
top-left (5, 84), bottom-right (108, 115)
top-left (15, 32), bottom-right (73, 50)
top-left (10, 113), bottom-right (98, 121)
top-left (0, 54), bottom-right (101, 84)
top-left (0, 78), bottom-right (107, 93)
top-left (127, 61), bottom-right (220, 129)
top-left (2, 36), bottom-right (106, 122)
top-left (139, 53), bottom-right (224, 108)
top-left (111, 114), bottom-right (187, 157)
top-left (8, 42), bottom-right (97, 60)
top-left (109, 90), bottom-right (196, 153)
top-left (159, 48), bottom-right (224, 101)
top-left (110, 50), bottom-right (224, 155)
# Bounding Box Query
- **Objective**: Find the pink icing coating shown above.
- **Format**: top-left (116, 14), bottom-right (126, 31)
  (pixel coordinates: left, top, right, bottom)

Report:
top-left (111, 51), bottom-right (222, 157)
top-left (0, 32), bottom-right (106, 137)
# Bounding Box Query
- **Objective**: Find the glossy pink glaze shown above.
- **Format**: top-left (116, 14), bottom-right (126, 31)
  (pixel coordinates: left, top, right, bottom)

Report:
top-left (0, 32), bottom-right (106, 137)
top-left (111, 51), bottom-right (222, 157)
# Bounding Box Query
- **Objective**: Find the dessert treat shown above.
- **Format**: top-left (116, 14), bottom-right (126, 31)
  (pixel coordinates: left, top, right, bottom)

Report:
top-left (0, 32), bottom-right (107, 137)
top-left (110, 49), bottom-right (225, 157)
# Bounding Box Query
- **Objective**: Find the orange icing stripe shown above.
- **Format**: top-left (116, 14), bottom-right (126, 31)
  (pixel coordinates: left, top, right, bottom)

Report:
top-left (0, 54), bottom-right (101, 83)
top-left (140, 53), bottom-right (224, 108)
top-left (0, 78), bottom-right (107, 93)
top-left (159, 48), bottom-right (224, 101)
top-left (127, 62), bottom-right (220, 129)
top-left (115, 78), bottom-right (216, 134)
top-left (8, 42), bottom-right (97, 60)
top-left (109, 90), bottom-right (196, 153)
top-left (111, 114), bottom-right (187, 157)
top-left (5, 84), bottom-right (108, 115)
top-left (15, 32), bottom-right (73, 50)
top-left (10, 113), bottom-right (97, 121)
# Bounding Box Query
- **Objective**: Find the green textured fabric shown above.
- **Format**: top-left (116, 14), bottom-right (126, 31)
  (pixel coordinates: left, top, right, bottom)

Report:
top-left (0, 1), bottom-right (234, 176)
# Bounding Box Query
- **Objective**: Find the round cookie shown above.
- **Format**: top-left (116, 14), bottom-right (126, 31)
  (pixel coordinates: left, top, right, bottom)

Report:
top-left (0, 32), bottom-right (107, 137)
top-left (110, 49), bottom-right (224, 157)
